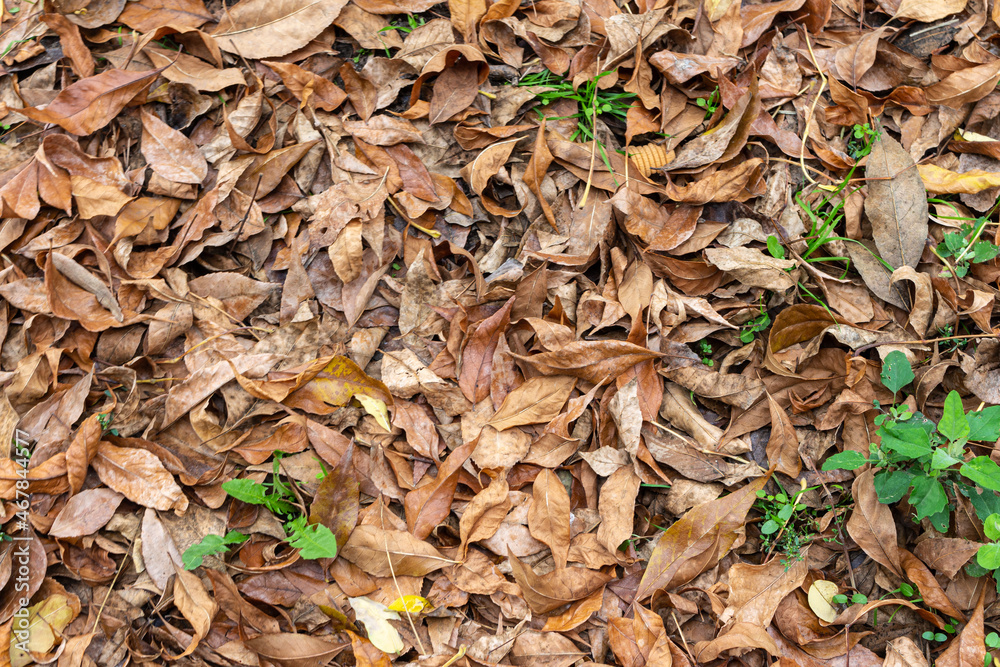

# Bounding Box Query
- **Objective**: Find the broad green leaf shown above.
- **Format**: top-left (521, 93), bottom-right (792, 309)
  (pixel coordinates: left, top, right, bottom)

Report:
top-left (968, 406), bottom-right (1000, 441)
top-left (909, 476), bottom-right (948, 521)
top-left (182, 531), bottom-right (248, 570)
top-left (767, 235), bottom-right (785, 259)
top-left (961, 456), bottom-right (1000, 492)
top-left (973, 241), bottom-right (1000, 263)
top-left (873, 469), bottom-right (913, 504)
top-left (986, 514), bottom-right (1000, 541)
top-left (938, 390), bottom-right (970, 443)
top-left (964, 485), bottom-right (1000, 522)
top-left (761, 519), bottom-right (780, 535)
top-left (286, 516), bottom-right (338, 559)
top-left (222, 479), bottom-right (269, 504)
top-left (879, 421), bottom-right (932, 458)
top-left (928, 506), bottom-right (950, 533)
top-left (931, 447), bottom-right (962, 470)
top-left (822, 450), bottom-right (867, 471)
top-left (978, 543), bottom-right (1000, 569)
top-left (222, 478), bottom-right (295, 514)
top-left (881, 350), bottom-right (914, 394)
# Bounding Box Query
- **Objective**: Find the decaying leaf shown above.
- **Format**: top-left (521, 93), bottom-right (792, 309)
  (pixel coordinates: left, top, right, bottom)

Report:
top-left (864, 133), bottom-right (928, 270)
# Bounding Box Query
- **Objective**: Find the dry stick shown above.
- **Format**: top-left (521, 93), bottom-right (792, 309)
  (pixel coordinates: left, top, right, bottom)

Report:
top-left (579, 56), bottom-right (604, 210)
top-left (228, 174), bottom-right (263, 253)
top-left (799, 29), bottom-right (827, 186)
top-left (804, 455), bottom-right (857, 591)
top-left (670, 609), bottom-right (697, 664)
top-left (854, 332), bottom-right (998, 355)
top-left (90, 537), bottom-right (136, 634)
top-left (379, 500), bottom-right (428, 657)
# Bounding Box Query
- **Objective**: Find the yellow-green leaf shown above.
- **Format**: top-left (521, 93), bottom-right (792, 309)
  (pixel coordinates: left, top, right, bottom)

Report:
top-left (918, 164), bottom-right (1000, 194)
top-left (355, 394), bottom-right (391, 431)
top-left (387, 595), bottom-right (432, 614)
top-left (348, 596), bottom-right (404, 654)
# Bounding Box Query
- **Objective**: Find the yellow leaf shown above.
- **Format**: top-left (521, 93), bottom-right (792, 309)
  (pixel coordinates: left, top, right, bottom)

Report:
top-left (918, 164), bottom-right (1000, 194)
top-left (348, 596), bottom-right (404, 654)
top-left (354, 394), bottom-right (391, 431)
top-left (807, 580), bottom-right (839, 623)
top-left (957, 129), bottom-right (994, 142)
top-left (287, 356), bottom-right (394, 412)
top-left (10, 594), bottom-right (79, 667)
top-left (387, 595), bottom-right (432, 614)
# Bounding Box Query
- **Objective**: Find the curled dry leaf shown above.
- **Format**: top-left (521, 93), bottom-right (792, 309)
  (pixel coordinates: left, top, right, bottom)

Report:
top-left (936, 587), bottom-right (985, 667)
top-left (507, 550), bottom-right (614, 614)
top-left (169, 566), bottom-right (218, 659)
top-left (765, 392), bottom-right (801, 477)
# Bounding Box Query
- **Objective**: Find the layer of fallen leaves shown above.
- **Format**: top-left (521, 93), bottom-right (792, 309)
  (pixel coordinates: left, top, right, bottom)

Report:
top-left (2, 0), bottom-right (1000, 664)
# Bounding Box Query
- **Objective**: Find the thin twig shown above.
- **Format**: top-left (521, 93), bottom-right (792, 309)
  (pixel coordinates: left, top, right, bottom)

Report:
top-left (804, 455), bottom-right (857, 590)
top-left (380, 501), bottom-right (428, 656)
top-left (579, 56), bottom-right (603, 209)
top-left (854, 333), bottom-right (998, 355)
top-left (799, 30), bottom-right (827, 186)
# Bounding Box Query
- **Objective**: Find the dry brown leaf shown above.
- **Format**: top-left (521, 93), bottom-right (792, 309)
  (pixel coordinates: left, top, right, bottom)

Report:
top-left (512, 341), bottom-right (661, 385)
top-left (636, 474), bottom-right (768, 600)
top-left (487, 375), bottom-right (576, 431)
top-left (937, 587), bottom-right (985, 667)
top-left (608, 604), bottom-right (675, 667)
top-left (22, 67), bottom-right (164, 135)
top-left (765, 391), bottom-right (801, 477)
top-left (341, 525), bottom-right (454, 577)
top-left (93, 441), bottom-right (188, 512)
top-left (170, 566), bottom-right (218, 658)
top-left (458, 475), bottom-right (511, 558)
top-left (528, 469), bottom-right (572, 568)
top-left (847, 469), bottom-right (904, 578)
top-left (596, 466), bottom-right (641, 559)
top-left (140, 108), bottom-right (208, 185)
top-left (213, 0), bottom-right (350, 58)
top-left (507, 550), bottom-right (613, 614)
